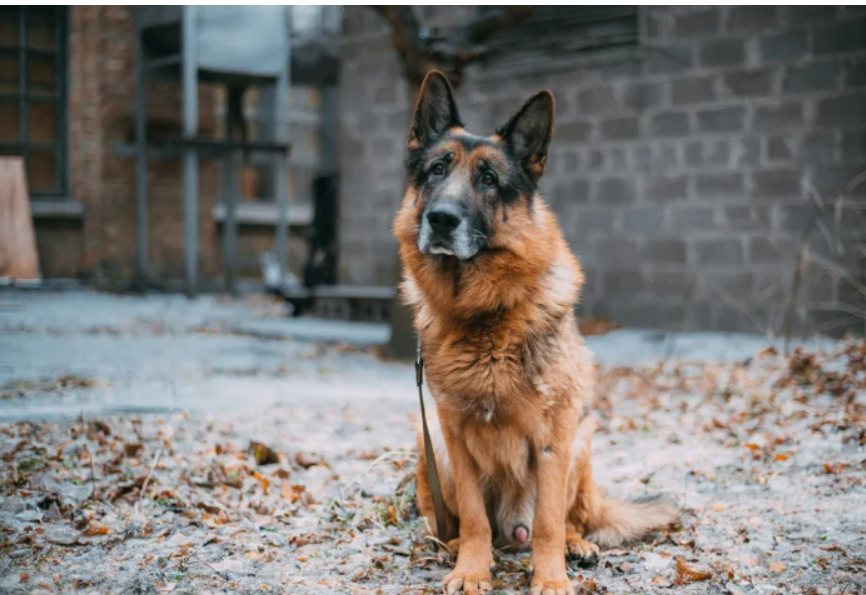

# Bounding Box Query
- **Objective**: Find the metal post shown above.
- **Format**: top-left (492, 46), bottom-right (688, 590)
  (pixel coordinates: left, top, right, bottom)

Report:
top-left (222, 91), bottom-right (238, 295)
top-left (182, 6), bottom-right (199, 297)
top-left (320, 85), bottom-right (338, 175)
top-left (134, 23), bottom-right (148, 290)
top-left (274, 7), bottom-right (292, 289)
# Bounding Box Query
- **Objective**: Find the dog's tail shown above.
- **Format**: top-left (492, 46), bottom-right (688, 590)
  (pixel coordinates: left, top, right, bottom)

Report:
top-left (573, 416), bottom-right (680, 548)
top-left (585, 494), bottom-right (680, 548)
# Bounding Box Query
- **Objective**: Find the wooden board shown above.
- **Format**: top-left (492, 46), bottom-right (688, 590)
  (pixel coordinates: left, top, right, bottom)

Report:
top-left (0, 157), bottom-right (41, 281)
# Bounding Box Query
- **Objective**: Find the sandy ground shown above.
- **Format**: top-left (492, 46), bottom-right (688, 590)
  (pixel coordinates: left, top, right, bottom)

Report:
top-left (0, 290), bottom-right (863, 595)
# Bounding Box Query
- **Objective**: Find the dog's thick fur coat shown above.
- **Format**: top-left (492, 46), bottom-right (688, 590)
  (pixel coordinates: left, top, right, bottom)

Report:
top-left (394, 72), bottom-right (678, 595)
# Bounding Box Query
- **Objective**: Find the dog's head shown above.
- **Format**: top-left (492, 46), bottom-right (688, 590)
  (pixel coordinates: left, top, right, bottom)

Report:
top-left (402, 71), bottom-right (555, 261)
top-left (394, 71), bottom-right (582, 316)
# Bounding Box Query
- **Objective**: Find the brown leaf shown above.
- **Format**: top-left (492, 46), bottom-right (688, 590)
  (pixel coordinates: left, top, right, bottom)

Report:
top-left (249, 441), bottom-right (279, 466)
top-left (89, 420), bottom-right (112, 436)
top-left (272, 466), bottom-right (291, 480)
top-left (252, 472), bottom-right (271, 491)
top-left (83, 526), bottom-right (109, 537)
top-left (294, 452), bottom-right (325, 469)
top-left (387, 505), bottom-right (399, 526)
top-left (675, 557), bottom-right (713, 583)
top-left (196, 501), bottom-right (223, 515)
top-left (820, 544), bottom-right (845, 553)
top-left (124, 442), bottom-right (143, 458)
top-left (769, 562), bottom-right (785, 573)
top-left (823, 462), bottom-right (849, 475)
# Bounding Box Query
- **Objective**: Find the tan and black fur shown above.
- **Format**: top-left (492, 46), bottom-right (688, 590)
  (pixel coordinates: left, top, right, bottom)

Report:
top-left (394, 72), bottom-right (678, 595)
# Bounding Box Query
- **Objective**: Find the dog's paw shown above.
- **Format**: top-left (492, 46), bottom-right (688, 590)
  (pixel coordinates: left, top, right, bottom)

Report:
top-left (442, 567), bottom-right (492, 595)
top-left (566, 537), bottom-right (600, 569)
top-left (529, 575), bottom-right (574, 595)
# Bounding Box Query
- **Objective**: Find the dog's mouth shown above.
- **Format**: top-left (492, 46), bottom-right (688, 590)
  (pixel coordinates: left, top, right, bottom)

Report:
top-left (428, 242), bottom-right (456, 257)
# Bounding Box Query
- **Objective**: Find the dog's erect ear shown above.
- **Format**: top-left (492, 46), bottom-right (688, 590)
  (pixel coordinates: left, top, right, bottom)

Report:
top-left (496, 91), bottom-right (555, 182)
top-left (409, 71), bottom-right (463, 151)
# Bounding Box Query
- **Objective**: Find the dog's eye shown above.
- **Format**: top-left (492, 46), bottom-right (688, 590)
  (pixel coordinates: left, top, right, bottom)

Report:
top-left (481, 172), bottom-right (497, 187)
top-left (431, 162), bottom-right (446, 177)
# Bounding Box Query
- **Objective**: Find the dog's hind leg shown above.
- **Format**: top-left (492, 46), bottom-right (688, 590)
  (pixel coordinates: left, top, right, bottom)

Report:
top-left (564, 414), bottom-right (679, 556)
top-left (564, 415), bottom-right (602, 568)
top-left (415, 410), bottom-right (460, 548)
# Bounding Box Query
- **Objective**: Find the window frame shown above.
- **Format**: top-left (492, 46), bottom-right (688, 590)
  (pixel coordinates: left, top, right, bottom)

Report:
top-left (0, 6), bottom-right (69, 200)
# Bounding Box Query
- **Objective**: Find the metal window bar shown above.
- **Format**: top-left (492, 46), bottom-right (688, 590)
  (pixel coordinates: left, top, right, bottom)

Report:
top-left (0, 7), bottom-right (68, 198)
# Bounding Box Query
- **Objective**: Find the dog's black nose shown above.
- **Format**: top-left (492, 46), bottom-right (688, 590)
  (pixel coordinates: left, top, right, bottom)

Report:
top-left (427, 204), bottom-right (462, 234)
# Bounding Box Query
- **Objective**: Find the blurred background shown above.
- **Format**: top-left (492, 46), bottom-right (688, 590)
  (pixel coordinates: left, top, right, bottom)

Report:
top-left (1, 7), bottom-right (865, 594)
top-left (1, 5), bottom-right (863, 340)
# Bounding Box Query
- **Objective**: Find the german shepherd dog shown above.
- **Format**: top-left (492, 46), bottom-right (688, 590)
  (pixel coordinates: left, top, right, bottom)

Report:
top-left (393, 72), bottom-right (678, 595)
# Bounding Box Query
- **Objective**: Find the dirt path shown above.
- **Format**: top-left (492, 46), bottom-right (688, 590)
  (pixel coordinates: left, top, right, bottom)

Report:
top-left (1, 292), bottom-right (863, 594)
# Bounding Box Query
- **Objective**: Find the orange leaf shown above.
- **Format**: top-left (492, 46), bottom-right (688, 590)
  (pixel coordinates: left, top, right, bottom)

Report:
top-left (773, 453), bottom-right (790, 462)
top-left (769, 562), bottom-right (785, 573)
top-left (675, 557), bottom-right (712, 583)
top-left (84, 526), bottom-right (109, 536)
top-left (744, 443), bottom-right (760, 451)
top-left (711, 504), bottom-right (727, 512)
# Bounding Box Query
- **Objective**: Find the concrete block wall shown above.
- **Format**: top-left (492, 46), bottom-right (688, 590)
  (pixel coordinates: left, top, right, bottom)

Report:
top-left (338, 6), bottom-right (866, 335)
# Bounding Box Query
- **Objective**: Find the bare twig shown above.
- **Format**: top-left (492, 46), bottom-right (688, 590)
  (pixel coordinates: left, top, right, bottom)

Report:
top-left (189, 551), bottom-right (232, 583)
top-left (134, 444), bottom-right (163, 514)
top-left (783, 169), bottom-right (866, 352)
top-left (89, 446), bottom-right (98, 500)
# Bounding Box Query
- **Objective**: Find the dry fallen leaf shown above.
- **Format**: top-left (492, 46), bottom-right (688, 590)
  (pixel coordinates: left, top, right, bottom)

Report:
top-left (820, 544), bottom-right (845, 553)
top-left (711, 504), bottom-right (727, 512)
top-left (769, 562), bottom-right (785, 573)
top-left (249, 441), bottom-right (280, 466)
top-left (295, 452), bottom-right (326, 469)
top-left (675, 557), bottom-right (713, 584)
top-left (822, 462), bottom-right (849, 475)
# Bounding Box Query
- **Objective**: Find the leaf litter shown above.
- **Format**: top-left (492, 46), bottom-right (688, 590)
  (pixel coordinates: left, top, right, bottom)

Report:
top-left (0, 340), bottom-right (864, 594)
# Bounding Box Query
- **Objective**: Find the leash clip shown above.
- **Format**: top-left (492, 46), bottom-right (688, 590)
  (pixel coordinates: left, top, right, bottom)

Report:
top-left (415, 341), bottom-right (424, 387)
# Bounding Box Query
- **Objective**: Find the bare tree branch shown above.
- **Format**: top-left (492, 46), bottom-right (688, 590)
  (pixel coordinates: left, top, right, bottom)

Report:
top-left (369, 6), bottom-right (536, 87)
top-left (440, 6), bottom-right (535, 63)
top-left (369, 6), bottom-right (432, 85)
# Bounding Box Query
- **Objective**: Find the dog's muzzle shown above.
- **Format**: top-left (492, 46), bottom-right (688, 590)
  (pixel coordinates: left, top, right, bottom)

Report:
top-left (418, 203), bottom-right (481, 260)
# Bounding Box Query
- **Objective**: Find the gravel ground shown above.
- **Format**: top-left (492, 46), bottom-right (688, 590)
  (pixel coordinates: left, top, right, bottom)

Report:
top-left (0, 290), bottom-right (863, 595)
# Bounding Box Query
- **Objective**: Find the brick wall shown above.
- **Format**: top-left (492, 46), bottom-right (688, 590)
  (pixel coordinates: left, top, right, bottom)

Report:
top-left (35, 6), bottom-right (306, 286)
top-left (338, 6), bottom-right (866, 335)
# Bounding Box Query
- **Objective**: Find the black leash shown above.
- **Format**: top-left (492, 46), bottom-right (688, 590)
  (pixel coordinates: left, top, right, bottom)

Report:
top-left (416, 340), bottom-right (448, 543)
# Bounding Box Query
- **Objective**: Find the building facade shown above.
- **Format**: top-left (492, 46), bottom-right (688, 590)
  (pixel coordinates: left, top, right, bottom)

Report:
top-left (2, 6), bottom-right (330, 289)
top-left (338, 6), bottom-right (866, 335)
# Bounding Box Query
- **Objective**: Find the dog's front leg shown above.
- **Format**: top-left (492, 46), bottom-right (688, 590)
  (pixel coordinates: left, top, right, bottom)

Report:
top-left (441, 424), bottom-right (492, 595)
top-left (530, 441), bottom-right (573, 595)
